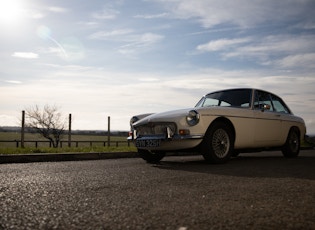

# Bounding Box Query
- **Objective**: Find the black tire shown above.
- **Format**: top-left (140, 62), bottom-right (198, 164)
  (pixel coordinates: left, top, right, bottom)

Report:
top-left (282, 128), bottom-right (300, 158)
top-left (138, 149), bottom-right (165, 163)
top-left (231, 150), bottom-right (240, 157)
top-left (201, 122), bottom-right (234, 164)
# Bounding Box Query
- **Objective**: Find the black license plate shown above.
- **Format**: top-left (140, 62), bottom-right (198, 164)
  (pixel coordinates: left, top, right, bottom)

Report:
top-left (136, 139), bottom-right (161, 148)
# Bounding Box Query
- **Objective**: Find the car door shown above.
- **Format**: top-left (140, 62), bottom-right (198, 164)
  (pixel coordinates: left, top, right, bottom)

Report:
top-left (253, 90), bottom-right (282, 145)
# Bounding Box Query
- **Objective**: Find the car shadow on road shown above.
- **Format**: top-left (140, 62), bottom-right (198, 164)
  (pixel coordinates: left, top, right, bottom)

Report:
top-left (155, 151), bottom-right (315, 180)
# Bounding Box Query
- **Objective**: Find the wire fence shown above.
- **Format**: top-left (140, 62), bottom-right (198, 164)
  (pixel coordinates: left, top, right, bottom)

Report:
top-left (0, 140), bottom-right (131, 148)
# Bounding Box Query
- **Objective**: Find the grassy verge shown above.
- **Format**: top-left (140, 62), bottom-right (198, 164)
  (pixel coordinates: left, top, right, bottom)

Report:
top-left (0, 146), bottom-right (137, 155)
top-left (0, 131), bottom-right (137, 154)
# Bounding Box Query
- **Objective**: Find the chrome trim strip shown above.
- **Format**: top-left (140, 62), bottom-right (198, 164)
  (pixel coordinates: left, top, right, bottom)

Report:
top-left (134, 134), bottom-right (204, 141)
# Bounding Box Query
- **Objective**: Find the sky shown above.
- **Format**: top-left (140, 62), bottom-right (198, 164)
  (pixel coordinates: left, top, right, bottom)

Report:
top-left (0, 0), bottom-right (315, 134)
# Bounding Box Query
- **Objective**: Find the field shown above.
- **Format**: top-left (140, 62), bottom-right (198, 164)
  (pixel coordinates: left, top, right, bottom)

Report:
top-left (0, 132), bottom-right (137, 154)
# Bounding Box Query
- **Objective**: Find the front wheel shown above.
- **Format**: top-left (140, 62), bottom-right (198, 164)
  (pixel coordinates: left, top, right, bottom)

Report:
top-left (138, 149), bottom-right (165, 163)
top-left (282, 128), bottom-right (300, 158)
top-left (201, 122), bottom-right (234, 164)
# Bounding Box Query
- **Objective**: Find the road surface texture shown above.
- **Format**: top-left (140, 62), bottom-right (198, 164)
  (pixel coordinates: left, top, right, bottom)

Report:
top-left (0, 150), bottom-right (314, 230)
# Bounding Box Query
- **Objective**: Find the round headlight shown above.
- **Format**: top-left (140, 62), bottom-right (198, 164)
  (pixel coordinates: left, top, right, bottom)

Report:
top-left (130, 116), bottom-right (139, 126)
top-left (186, 110), bottom-right (200, 126)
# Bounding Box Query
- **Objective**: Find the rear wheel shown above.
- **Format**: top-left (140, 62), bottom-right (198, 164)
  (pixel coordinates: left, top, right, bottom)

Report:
top-left (138, 149), bottom-right (165, 163)
top-left (232, 151), bottom-right (240, 157)
top-left (282, 128), bottom-right (300, 158)
top-left (201, 122), bottom-right (234, 164)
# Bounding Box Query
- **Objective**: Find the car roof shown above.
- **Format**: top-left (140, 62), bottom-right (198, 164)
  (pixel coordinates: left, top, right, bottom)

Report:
top-left (205, 88), bottom-right (275, 96)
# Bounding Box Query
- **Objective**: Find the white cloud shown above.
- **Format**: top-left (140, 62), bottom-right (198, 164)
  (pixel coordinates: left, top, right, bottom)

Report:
top-left (5, 80), bottom-right (22, 84)
top-left (195, 34), bottom-right (315, 71)
top-left (89, 28), bottom-right (164, 55)
top-left (276, 53), bottom-right (315, 69)
top-left (137, 33), bottom-right (164, 46)
top-left (88, 30), bottom-right (164, 46)
top-left (48, 6), bottom-right (68, 13)
top-left (12, 52), bottom-right (39, 59)
top-left (138, 77), bottom-right (160, 82)
top-left (92, 8), bottom-right (120, 20)
top-left (200, 35), bottom-right (315, 57)
top-left (155, 0), bottom-right (314, 28)
top-left (117, 33), bottom-right (164, 55)
top-left (197, 38), bottom-right (250, 52)
top-left (134, 12), bottom-right (169, 19)
top-left (88, 29), bottom-right (134, 40)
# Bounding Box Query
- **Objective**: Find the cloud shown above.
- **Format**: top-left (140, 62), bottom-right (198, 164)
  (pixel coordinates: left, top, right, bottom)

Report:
top-left (138, 77), bottom-right (160, 82)
top-left (89, 29), bottom-right (164, 45)
top-left (88, 29), bottom-right (134, 40)
top-left (118, 33), bottom-right (164, 55)
top-left (48, 6), bottom-right (68, 13)
top-left (12, 52), bottom-right (39, 59)
top-left (155, 0), bottom-right (315, 28)
top-left (276, 53), bottom-right (315, 69)
top-left (197, 38), bottom-right (250, 52)
top-left (92, 8), bottom-right (120, 20)
top-left (195, 34), bottom-right (315, 70)
top-left (121, 33), bottom-right (164, 47)
top-left (88, 28), bottom-right (164, 55)
top-left (5, 80), bottom-right (22, 84)
top-left (134, 12), bottom-right (169, 19)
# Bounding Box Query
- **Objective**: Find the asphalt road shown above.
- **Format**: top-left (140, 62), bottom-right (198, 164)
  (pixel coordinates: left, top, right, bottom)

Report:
top-left (0, 150), bottom-right (314, 230)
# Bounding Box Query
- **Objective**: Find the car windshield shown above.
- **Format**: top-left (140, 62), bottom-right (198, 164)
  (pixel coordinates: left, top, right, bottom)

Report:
top-left (195, 89), bottom-right (252, 108)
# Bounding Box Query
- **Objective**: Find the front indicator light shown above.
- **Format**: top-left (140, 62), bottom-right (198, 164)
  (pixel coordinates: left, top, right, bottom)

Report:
top-left (186, 110), bottom-right (200, 126)
top-left (179, 129), bottom-right (190, 135)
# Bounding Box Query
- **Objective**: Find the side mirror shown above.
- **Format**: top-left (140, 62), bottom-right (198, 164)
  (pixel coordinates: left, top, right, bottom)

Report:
top-left (262, 104), bottom-right (271, 111)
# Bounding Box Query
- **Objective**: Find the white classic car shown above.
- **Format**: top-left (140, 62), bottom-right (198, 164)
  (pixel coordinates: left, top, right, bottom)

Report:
top-left (128, 88), bottom-right (306, 164)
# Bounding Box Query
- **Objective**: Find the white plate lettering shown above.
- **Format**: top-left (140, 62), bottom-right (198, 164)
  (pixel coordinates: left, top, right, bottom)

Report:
top-left (136, 139), bottom-right (161, 147)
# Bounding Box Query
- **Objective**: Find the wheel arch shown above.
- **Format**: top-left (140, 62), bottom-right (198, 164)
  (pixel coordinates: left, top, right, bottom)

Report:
top-left (287, 126), bottom-right (301, 140)
top-left (205, 117), bottom-right (236, 143)
top-left (281, 125), bottom-right (301, 158)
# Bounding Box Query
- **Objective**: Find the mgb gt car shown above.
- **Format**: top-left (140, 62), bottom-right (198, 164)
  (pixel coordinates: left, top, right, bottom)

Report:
top-left (128, 88), bottom-right (306, 164)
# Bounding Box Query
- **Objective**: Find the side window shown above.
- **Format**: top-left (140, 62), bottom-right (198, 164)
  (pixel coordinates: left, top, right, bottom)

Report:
top-left (270, 94), bottom-right (290, 114)
top-left (254, 91), bottom-right (274, 111)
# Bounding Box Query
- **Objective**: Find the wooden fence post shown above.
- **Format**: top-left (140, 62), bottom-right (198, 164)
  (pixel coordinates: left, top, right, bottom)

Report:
top-left (107, 116), bottom-right (110, 147)
top-left (21, 110), bottom-right (25, 148)
top-left (68, 113), bottom-right (72, 147)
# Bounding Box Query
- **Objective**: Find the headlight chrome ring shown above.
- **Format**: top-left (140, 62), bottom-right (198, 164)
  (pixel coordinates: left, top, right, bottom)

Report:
top-left (186, 110), bottom-right (200, 126)
top-left (130, 116), bottom-right (139, 126)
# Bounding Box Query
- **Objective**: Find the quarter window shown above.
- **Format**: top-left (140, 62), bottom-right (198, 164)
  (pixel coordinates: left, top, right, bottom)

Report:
top-left (254, 91), bottom-right (274, 111)
top-left (270, 94), bottom-right (291, 114)
top-left (254, 91), bottom-right (291, 114)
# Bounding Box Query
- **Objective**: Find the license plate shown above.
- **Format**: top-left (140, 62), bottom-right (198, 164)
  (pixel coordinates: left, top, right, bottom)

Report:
top-left (136, 139), bottom-right (161, 148)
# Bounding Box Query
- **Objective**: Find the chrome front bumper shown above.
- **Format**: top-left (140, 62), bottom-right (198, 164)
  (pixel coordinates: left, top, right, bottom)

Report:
top-left (128, 132), bottom-right (204, 151)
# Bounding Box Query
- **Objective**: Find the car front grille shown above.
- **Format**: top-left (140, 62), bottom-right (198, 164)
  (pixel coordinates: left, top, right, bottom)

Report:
top-left (135, 122), bottom-right (176, 137)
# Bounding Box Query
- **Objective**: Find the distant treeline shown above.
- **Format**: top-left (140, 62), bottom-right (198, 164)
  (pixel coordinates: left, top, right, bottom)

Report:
top-left (0, 126), bottom-right (129, 137)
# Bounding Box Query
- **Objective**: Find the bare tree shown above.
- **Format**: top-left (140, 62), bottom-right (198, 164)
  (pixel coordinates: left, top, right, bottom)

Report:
top-left (25, 105), bottom-right (66, 148)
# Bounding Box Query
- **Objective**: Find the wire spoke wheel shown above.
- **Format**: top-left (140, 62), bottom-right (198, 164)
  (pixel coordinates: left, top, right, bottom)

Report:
top-left (201, 121), bottom-right (234, 164)
top-left (212, 128), bottom-right (230, 158)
